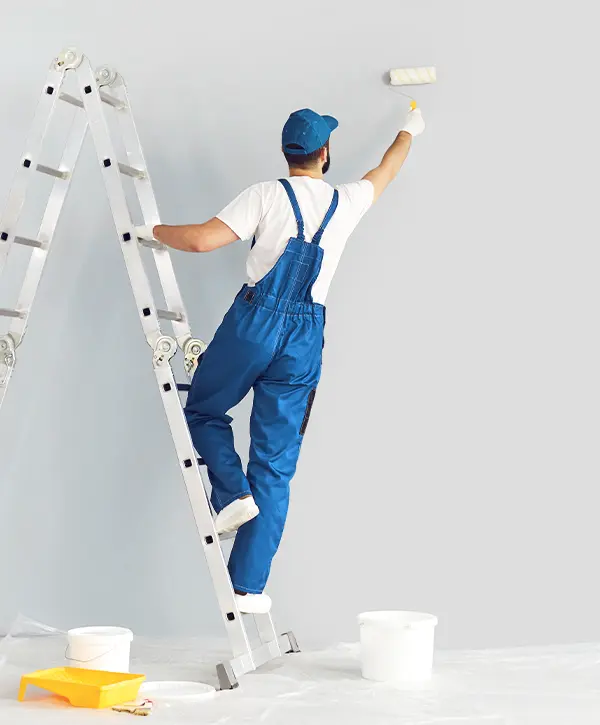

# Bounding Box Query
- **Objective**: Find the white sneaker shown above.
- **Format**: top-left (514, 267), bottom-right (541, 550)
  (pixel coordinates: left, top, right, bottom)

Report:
top-left (215, 497), bottom-right (259, 535)
top-left (235, 593), bottom-right (272, 614)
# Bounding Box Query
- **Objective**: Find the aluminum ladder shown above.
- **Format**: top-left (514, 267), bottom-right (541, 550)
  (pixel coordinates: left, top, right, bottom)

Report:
top-left (0, 47), bottom-right (299, 689)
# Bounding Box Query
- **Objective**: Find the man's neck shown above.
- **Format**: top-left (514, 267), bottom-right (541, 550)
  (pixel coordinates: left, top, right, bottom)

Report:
top-left (288, 167), bottom-right (323, 180)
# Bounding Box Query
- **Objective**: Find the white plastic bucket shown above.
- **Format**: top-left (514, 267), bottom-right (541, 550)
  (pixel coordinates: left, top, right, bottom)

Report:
top-left (358, 611), bottom-right (438, 683)
top-left (66, 626), bottom-right (133, 672)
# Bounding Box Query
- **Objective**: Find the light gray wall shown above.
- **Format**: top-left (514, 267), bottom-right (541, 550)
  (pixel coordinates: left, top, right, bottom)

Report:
top-left (0, 0), bottom-right (598, 650)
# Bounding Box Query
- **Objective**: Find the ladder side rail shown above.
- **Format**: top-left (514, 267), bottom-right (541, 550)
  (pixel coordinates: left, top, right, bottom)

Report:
top-left (0, 85), bottom-right (87, 409)
top-left (10, 113), bottom-right (89, 349)
top-left (0, 63), bottom-right (67, 277)
top-left (101, 70), bottom-right (192, 349)
top-left (75, 59), bottom-right (163, 349)
top-left (155, 360), bottom-right (255, 663)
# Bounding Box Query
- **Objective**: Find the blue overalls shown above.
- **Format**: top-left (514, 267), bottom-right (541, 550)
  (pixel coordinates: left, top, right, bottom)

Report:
top-left (184, 179), bottom-right (339, 594)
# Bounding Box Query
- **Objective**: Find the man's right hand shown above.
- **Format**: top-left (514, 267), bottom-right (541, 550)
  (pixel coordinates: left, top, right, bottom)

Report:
top-left (401, 107), bottom-right (425, 137)
top-left (134, 224), bottom-right (158, 241)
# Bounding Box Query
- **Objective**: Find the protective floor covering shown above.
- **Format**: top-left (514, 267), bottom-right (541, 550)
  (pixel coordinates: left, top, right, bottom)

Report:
top-left (1, 632), bottom-right (599, 723)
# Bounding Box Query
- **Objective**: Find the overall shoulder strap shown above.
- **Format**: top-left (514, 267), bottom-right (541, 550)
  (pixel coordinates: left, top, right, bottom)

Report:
top-left (279, 179), bottom-right (305, 241)
top-left (312, 189), bottom-right (339, 246)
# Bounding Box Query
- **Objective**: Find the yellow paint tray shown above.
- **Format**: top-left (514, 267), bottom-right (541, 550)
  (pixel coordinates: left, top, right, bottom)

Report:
top-left (19, 667), bottom-right (145, 709)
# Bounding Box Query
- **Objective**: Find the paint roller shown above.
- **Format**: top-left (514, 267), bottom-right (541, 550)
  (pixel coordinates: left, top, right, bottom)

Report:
top-left (388, 66), bottom-right (436, 109)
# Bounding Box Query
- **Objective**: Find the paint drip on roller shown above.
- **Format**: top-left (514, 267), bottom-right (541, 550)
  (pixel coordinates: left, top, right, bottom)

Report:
top-left (388, 66), bottom-right (436, 110)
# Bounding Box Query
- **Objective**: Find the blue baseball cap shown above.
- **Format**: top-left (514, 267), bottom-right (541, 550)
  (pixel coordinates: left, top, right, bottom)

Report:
top-left (282, 109), bottom-right (339, 156)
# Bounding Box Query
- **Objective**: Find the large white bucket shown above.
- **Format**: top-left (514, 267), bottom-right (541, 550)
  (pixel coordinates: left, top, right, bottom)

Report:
top-left (66, 626), bottom-right (133, 672)
top-left (358, 611), bottom-right (438, 683)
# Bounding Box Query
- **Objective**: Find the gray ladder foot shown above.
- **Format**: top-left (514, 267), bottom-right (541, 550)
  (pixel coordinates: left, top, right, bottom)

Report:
top-left (216, 661), bottom-right (239, 690)
top-left (283, 631), bottom-right (301, 654)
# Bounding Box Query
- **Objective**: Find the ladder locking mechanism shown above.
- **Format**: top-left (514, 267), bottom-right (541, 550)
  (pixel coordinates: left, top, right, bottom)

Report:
top-left (94, 68), bottom-right (126, 109)
top-left (183, 337), bottom-right (207, 375)
top-left (54, 47), bottom-right (83, 71)
top-left (0, 335), bottom-right (16, 387)
top-left (95, 66), bottom-right (122, 88)
top-left (152, 335), bottom-right (177, 368)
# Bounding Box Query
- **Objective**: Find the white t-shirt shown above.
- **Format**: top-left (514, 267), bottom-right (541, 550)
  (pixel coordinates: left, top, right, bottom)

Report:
top-left (216, 176), bottom-right (374, 304)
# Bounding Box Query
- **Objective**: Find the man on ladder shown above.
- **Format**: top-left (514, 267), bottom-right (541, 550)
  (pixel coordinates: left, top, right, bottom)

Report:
top-left (146, 106), bottom-right (425, 614)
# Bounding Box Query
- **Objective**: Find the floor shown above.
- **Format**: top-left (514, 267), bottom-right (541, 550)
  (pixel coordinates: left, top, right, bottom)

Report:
top-left (1, 631), bottom-right (599, 724)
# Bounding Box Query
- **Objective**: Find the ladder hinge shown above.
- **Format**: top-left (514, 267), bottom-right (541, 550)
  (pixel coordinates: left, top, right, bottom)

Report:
top-left (183, 337), bottom-right (207, 375)
top-left (0, 335), bottom-right (16, 386)
top-left (152, 336), bottom-right (177, 368)
top-left (54, 47), bottom-right (83, 71)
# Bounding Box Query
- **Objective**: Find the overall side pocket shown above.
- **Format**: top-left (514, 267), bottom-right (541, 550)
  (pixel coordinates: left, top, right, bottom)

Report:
top-left (300, 389), bottom-right (317, 436)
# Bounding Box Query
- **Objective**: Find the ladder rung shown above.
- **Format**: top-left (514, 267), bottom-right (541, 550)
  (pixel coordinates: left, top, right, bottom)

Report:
top-left (14, 235), bottom-right (44, 249)
top-left (36, 164), bottom-right (69, 180)
top-left (59, 92), bottom-right (84, 109)
top-left (219, 531), bottom-right (236, 542)
top-left (60, 90), bottom-right (123, 111)
top-left (157, 309), bottom-right (184, 322)
top-left (138, 237), bottom-right (164, 250)
top-left (0, 308), bottom-right (25, 318)
top-left (177, 383), bottom-right (192, 392)
top-left (99, 91), bottom-right (124, 109)
top-left (118, 163), bottom-right (146, 179)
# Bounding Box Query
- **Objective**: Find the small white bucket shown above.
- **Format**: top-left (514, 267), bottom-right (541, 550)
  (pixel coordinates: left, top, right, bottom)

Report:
top-left (66, 626), bottom-right (133, 672)
top-left (358, 611), bottom-right (438, 683)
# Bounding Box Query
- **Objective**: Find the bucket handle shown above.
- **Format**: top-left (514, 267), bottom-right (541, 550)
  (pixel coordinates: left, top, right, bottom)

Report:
top-left (65, 642), bottom-right (118, 664)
